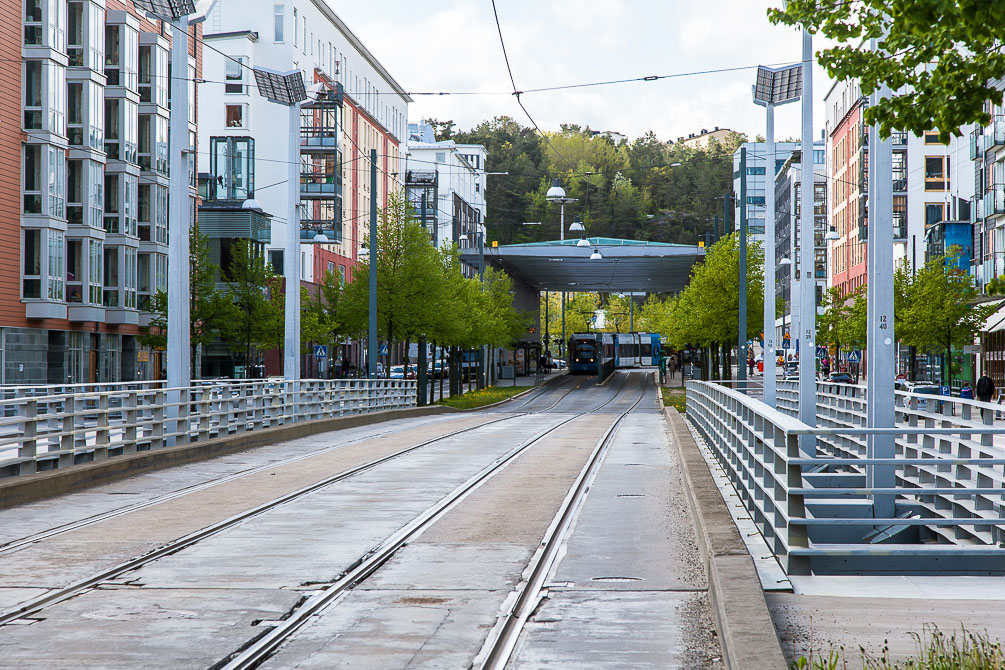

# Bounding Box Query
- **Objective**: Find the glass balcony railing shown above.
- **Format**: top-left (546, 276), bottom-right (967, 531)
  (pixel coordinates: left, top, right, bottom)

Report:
top-left (984, 184), bottom-right (1005, 216)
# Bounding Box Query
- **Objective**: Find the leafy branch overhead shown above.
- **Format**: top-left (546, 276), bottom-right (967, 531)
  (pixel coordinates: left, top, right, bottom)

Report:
top-left (769, 1), bottom-right (1005, 142)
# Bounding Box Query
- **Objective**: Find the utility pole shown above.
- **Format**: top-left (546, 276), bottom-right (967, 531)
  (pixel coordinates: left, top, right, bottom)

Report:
top-left (417, 194), bottom-right (428, 405)
top-left (798, 28), bottom-right (817, 455)
top-left (738, 147), bottom-right (748, 389)
top-left (368, 149), bottom-right (378, 379)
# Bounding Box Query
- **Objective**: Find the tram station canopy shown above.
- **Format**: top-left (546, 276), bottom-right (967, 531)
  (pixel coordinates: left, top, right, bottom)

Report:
top-left (460, 238), bottom-right (705, 293)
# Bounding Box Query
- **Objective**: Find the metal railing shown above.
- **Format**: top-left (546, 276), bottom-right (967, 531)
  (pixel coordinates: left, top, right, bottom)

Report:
top-left (0, 378), bottom-right (416, 479)
top-left (686, 379), bottom-right (1005, 575)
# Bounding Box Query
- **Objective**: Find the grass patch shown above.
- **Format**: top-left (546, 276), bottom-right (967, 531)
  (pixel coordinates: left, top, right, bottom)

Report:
top-left (661, 387), bottom-right (687, 413)
top-left (791, 626), bottom-right (1005, 669)
top-left (435, 385), bottom-right (532, 410)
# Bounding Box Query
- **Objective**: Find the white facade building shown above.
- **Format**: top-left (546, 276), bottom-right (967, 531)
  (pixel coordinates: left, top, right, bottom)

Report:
top-left (198, 0), bottom-right (410, 284)
top-left (733, 141), bottom-right (801, 244)
top-left (405, 121), bottom-right (486, 254)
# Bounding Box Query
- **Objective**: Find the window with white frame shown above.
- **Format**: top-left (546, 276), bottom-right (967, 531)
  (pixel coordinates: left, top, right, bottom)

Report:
top-left (24, 60), bottom-right (42, 129)
top-left (89, 83), bottom-right (103, 150)
top-left (68, 81), bottom-right (83, 145)
top-left (24, 0), bottom-right (42, 45)
top-left (68, 1), bottom-right (84, 66)
top-left (103, 246), bottom-right (118, 307)
top-left (22, 229), bottom-right (41, 299)
top-left (66, 238), bottom-right (82, 302)
top-left (89, 160), bottom-right (103, 229)
top-left (67, 159), bottom-right (83, 224)
top-left (273, 4), bottom-right (284, 42)
top-left (23, 145), bottom-right (42, 214)
top-left (48, 61), bottom-right (66, 136)
top-left (123, 173), bottom-right (137, 237)
top-left (123, 247), bottom-right (136, 308)
top-left (137, 252), bottom-right (150, 310)
top-left (155, 186), bottom-right (167, 244)
top-left (88, 238), bottom-right (102, 304)
top-left (225, 103), bottom-right (245, 128)
top-left (103, 173), bottom-right (118, 233)
top-left (89, 3), bottom-right (104, 72)
top-left (122, 99), bottom-right (137, 164)
top-left (47, 146), bottom-right (65, 219)
top-left (225, 56), bottom-right (247, 94)
top-left (155, 253), bottom-right (167, 292)
top-left (104, 97), bottom-right (120, 158)
top-left (47, 229), bottom-right (64, 300)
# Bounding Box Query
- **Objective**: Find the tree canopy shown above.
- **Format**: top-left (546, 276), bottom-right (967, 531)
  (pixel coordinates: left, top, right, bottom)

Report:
top-left (769, 1), bottom-right (1005, 141)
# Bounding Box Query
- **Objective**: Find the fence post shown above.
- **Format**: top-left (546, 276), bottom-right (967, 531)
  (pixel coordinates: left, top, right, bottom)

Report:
top-left (122, 391), bottom-right (138, 454)
top-left (94, 394), bottom-right (110, 461)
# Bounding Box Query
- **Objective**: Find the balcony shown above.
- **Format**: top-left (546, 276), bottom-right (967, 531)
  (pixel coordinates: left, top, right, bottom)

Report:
top-left (890, 131), bottom-right (907, 146)
top-left (984, 184), bottom-right (1005, 218)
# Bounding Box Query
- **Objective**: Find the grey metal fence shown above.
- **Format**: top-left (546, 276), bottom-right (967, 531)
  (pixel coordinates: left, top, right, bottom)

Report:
top-left (686, 379), bottom-right (1005, 575)
top-left (0, 378), bottom-right (416, 479)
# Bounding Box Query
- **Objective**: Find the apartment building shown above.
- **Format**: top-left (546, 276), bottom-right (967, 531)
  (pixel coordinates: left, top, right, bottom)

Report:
top-left (199, 0), bottom-right (409, 295)
top-left (4, 0), bottom-right (202, 384)
top-left (773, 142), bottom-right (827, 344)
top-left (404, 121), bottom-right (487, 256)
top-left (732, 141), bottom-right (800, 242)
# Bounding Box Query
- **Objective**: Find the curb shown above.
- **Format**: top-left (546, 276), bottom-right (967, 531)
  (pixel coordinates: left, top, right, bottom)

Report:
top-left (663, 406), bottom-right (788, 670)
top-left (434, 371), bottom-right (569, 412)
top-left (0, 405), bottom-right (458, 510)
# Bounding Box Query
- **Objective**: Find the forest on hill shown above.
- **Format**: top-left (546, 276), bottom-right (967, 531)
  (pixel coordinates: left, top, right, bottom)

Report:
top-left (427, 117), bottom-right (746, 246)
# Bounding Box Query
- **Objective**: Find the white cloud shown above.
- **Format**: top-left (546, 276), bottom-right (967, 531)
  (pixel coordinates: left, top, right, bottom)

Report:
top-left (326, 0), bottom-right (832, 143)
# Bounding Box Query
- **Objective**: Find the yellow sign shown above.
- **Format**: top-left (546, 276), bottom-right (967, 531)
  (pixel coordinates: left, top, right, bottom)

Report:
top-left (698, 241), bottom-right (705, 248)
top-left (492, 240), bottom-right (499, 248)
top-left (137, 350), bottom-right (149, 363)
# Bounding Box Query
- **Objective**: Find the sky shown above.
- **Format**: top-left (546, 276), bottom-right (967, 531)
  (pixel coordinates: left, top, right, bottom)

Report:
top-left (326, 0), bottom-right (835, 144)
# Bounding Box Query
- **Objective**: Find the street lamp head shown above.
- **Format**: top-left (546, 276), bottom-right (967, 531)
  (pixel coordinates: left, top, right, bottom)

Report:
top-left (357, 244), bottom-right (369, 260)
top-left (825, 225), bottom-right (840, 241)
top-left (312, 231), bottom-right (330, 244)
top-left (546, 178), bottom-right (566, 201)
top-left (253, 67), bottom-right (308, 106)
top-left (568, 216), bottom-right (585, 233)
top-left (670, 162), bottom-right (682, 167)
top-left (752, 63), bottom-right (803, 107)
top-left (778, 256), bottom-right (792, 267)
top-left (589, 247), bottom-right (603, 261)
top-left (577, 237), bottom-right (591, 248)
top-left (241, 192), bottom-right (262, 210)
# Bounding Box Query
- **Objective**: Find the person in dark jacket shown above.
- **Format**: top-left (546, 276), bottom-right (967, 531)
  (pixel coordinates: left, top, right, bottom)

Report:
top-left (977, 374), bottom-right (995, 419)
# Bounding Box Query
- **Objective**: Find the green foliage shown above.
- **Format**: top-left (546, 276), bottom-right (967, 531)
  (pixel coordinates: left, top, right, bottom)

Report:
top-left (769, 1), bottom-right (1005, 142)
top-left (435, 385), bottom-right (532, 410)
top-left (897, 250), bottom-right (997, 384)
top-left (541, 292), bottom-right (600, 344)
top-left (217, 240), bottom-right (284, 376)
top-left (660, 388), bottom-right (686, 413)
top-left (137, 223), bottom-right (229, 378)
top-left (791, 625), bottom-right (1004, 669)
top-left (440, 117), bottom-right (743, 247)
top-left (651, 232), bottom-right (764, 350)
top-left (301, 269), bottom-right (345, 355)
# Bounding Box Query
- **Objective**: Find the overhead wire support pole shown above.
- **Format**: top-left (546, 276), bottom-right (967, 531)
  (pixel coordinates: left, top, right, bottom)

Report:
top-left (284, 104), bottom-right (301, 382)
top-left (866, 34), bottom-right (897, 519)
top-left (369, 149), bottom-right (378, 379)
top-left (798, 28), bottom-right (817, 457)
top-left (166, 14), bottom-right (191, 442)
top-left (738, 147), bottom-right (748, 390)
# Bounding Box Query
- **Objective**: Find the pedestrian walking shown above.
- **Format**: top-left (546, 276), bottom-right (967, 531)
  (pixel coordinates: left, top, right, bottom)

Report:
top-left (960, 382), bottom-right (974, 399)
top-left (977, 373), bottom-right (995, 419)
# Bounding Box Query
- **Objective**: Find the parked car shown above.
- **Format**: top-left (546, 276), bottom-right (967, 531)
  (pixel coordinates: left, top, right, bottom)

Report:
top-left (553, 359), bottom-right (568, 369)
top-left (827, 372), bottom-right (854, 384)
top-left (389, 365), bottom-right (417, 380)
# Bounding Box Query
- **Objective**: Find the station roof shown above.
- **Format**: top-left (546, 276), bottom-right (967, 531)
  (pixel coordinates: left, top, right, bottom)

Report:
top-left (460, 237), bottom-right (705, 293)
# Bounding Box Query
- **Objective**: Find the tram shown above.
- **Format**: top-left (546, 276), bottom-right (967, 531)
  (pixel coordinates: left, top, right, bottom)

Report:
top-left (568, 332), bottom-right (614, 375)
top-left (613, 332), bottom-right (662, 368)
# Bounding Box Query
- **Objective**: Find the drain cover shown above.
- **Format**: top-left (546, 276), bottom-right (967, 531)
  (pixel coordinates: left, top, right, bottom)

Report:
top-left (616, 494), bottom-right (646, 498)
top-left (591, 576), bottom-right (643, 583)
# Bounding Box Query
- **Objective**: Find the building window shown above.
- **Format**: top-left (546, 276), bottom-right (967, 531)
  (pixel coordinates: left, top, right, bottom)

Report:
top-left (273, 4), bottom-right (284, 42)
top-left (137, 252), bottom-right (150, 310)
top-left (892, 151), bottom-right (907, 192)
top-left (103, 246), bottom-right (119, 307)
top-left (209, 136), bottom-right (255, 200)
top-left (225, 104), bottom-right (245, 128)
top-left (893, 195), bottom-right (907, 239)
top-left (225, 56), bottom-right (247, 94)
top-left (293, 7), bottom-right (297, 47)
top-left (104, 173), bottom-right (119, 233)
top-left (813, 149), bottom-right (826, 164)
top-left (24, 0), bottom-right (42, 44)
top-left (124, 247), bottom-right (136, 308)
top-left (89, 161), bottom-right (103, 229)
top-left (67, 159), bottom-right (83, 224)
top-left (48, 146), bottom-right (65, 219)
top-left (435, 152), bottom-right (446, 163)
top-left (269, 249), bottom-right (284, 275)
top-left (23, 145), bottom-right (42, 214)
top-left (746, 166), bottom-right (765, 175)
top-left (48, 230), bottom-right (64, 300)
top-left (925, 203), bottom-right (945, 228)
top-left (24, 60), bottom-right (42, 129)
top-left (925, 156), bottom-right (946, 191)
top-left (924, 132), bottom-right (944, 145)
top-left (67, 1), bottom-right (84, 66)
top-left (22, 229), bottom-right (41, 299)
top-left (67, 239), bottom-right (82, 302)
top-left (89, 239), bottom-right (102, 304)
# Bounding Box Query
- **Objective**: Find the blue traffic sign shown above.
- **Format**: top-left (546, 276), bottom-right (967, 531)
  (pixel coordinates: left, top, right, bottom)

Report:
top-left (314, 345), bottom-right (327, 358)
top-left (847, 350), bottom-right (862, 363)
top-left (379, 344), bottom-right (389, 356)
top-left (816, 347), bottom-right (827, 358)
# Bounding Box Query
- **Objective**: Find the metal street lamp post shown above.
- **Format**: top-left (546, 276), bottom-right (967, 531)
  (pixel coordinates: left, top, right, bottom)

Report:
top-left (546, 179), bottom-right (578, 360)
top-left (753, 62), bottom-right (802, 406)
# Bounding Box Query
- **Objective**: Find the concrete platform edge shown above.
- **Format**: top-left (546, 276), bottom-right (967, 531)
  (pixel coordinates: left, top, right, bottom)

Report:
top-left (663, 406), bottom-right (788, 670)
top-left (0, 405), bottom-right (459, 510)
top-left (464, 371), bottom-right (568, 411)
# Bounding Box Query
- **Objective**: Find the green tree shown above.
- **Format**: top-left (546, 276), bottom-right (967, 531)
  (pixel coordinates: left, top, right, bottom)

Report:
top-left (341, 193), bottom-right (443, 376)
top-left (138, 223), bottom-right (228, 379)
top-left (769, 1), bottom-right (1005, 141)
top-left (218, 240), bottom-right (284, 378)
top-left (301, 268), bottom-right (346, 364)
top-left (898, 251), bottom-right (997, 384)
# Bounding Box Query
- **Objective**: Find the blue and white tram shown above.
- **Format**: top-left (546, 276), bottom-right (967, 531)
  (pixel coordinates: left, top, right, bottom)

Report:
top-left (637, 332), bottom-right (654, 366)
top-left (568, 332), bottom-right (615, 375)
top-left (614, 332), bottom-right (641, 368)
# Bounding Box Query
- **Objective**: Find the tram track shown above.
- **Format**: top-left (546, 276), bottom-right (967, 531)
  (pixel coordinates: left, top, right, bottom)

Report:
top-left (476, 374), bottom-right (649, 670)
top-left (0, 374), bottom-right (609, 629)
top-left (211, 372), bottom-right (641, 670)
top-left (0, 376), bottom-right (587, 557)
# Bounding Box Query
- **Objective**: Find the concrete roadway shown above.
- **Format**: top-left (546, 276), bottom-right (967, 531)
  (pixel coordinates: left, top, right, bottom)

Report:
top-left (0, 371), bottom-right (720, 669)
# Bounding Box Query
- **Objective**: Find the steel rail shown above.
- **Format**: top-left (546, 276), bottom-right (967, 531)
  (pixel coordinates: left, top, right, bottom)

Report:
top-left (0, 377), bottom-right (592, 556)
top-left (0, 375), bottom-right (603, 627)
top-left (212, 372), bottom-right (641, 670)
top-left (474, 375), bottom-right (649, 670)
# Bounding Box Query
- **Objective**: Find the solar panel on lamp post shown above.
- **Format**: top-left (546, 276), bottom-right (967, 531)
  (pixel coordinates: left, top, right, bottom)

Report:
top-left (253, 67), bottom-right (310, 383)
top-left (753, 62), bottom-right (802, 407)
top-left (135, 0), bottom-right (198, 444)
